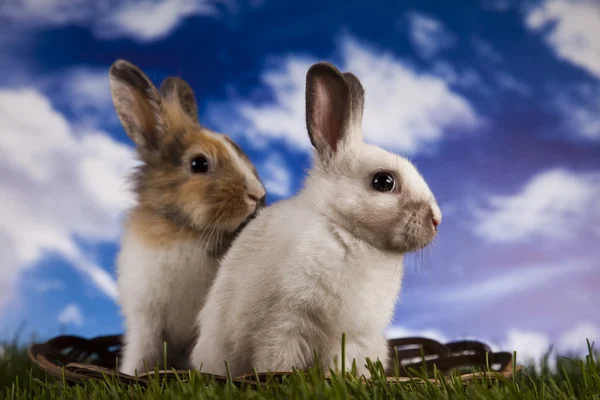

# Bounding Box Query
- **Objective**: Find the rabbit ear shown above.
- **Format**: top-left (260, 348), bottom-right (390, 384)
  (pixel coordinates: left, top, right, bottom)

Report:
top-left (109, 59), bottom-right (166, 151)
top-left (305, 62), bottom-right (352, 160)
top-left (342, 72), bottom-right (365, 139)
top-left (160, 76), bottom-right (200, 125)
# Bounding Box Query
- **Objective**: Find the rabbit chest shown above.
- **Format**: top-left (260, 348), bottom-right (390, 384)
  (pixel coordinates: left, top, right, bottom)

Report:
top-left (274, 216), bottom-right (405, 346)
top-left (314, 227), bottom-right (405, 337)
top-left (344, 257), bottom-right (402, 333)
top-left (117, 231), bottom-right (220, 343)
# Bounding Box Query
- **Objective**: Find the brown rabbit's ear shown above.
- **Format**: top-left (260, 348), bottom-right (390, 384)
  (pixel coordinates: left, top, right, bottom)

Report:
top-left (159, 76), bottom-right (200, 125)
top-left (305, 62), bottom-right (351, 161)
top-left (109, 59), bottom-right (166, 151)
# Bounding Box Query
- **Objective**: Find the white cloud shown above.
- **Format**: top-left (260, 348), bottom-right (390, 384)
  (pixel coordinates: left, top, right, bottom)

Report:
top-left (475, 168), bottom-right (600, 243)
top-left (503, 324), bottom-right (598, 371)
top-left (0, 87), bottom-right (137, 314)
top-left (431, 61), bottom-right (491, 95)
top-left (553, 83), bottom-right (600, 141)
top-left (494, 71), bottom-right (532, 96)
top-left (57, 303), bottom-right (84, 327)
top-left (0, 0), bottom-right (93, 25)
top-left (558, 322), bottom-right (599, 354)
top-left (405, 11), bottom-right (456, 59)
top-left (0, 31), bottom-right (32, 87)
top-left (426, 35), bottom-right (531, 98)
top-left (0, 0), bottom-right (236, 42)
top-left (36, 67), bottom-right (119, 131)
top-left (472, 37), bottom-right (504, 64)
top-left (95, 0), bottom-right (236, 42)
top-left (60, 67), bottom-right (112, 111)
top-left (30, 279), bottom-right (65, 293)
top-left (208, 36), bottom-right (482, 156)
top-left (502, 329), bottom-right (553, 371)
top-left (405, 258), bottom-right (596, 307)
top-left (525, 0), bottom-right (600, 79)
top-left (260, 154), bottom-right (293, 198)
top-left (481, 0), bottom-right (516, 12)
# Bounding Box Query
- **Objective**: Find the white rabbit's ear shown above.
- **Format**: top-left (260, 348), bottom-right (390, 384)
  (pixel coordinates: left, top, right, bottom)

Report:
top-left (109, 59), bottom-right (166, 151)
top-left (342, 72), bottom-right (365, 140)
top-left (305, 62), bottom-right (352, 160)
top-left (160, 76), bottom-right (200, 125)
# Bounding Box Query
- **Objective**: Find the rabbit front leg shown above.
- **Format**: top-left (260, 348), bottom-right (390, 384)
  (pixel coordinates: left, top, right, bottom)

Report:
top-left (190, 331), bottom-right (231, 376)
top-left (327, 340), bottom-right (369, 377)
top-left (120, 316), bottom-right (164, 376)
top-left (327, 336), bottom-right (389, 378)
top-left (252, 332), bottom-right (314, 374)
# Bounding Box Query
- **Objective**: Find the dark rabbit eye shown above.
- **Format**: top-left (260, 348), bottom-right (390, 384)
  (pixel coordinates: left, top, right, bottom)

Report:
top-left (372, 172), bottom-right (396, 192)
top-left (190, 156), bottom-right (209, 174)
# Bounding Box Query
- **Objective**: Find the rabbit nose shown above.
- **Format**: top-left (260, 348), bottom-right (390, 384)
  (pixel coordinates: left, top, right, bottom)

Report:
top-left (430, 202), bottom-right (442, 230)
top-left (246, 193), bottom-right (266, 210)
top-left (258, 194), bottom-right (266, 207)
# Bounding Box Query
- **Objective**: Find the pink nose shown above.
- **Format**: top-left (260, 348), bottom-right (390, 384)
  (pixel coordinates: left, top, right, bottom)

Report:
top-left (432, 218), bottom-right (440, 229)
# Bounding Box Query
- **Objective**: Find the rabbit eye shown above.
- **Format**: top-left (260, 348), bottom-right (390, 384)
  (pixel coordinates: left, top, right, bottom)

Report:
top-left (372, 172), bottom-right (396, 192)
top-left (190, 156), bottom-right (210, 174)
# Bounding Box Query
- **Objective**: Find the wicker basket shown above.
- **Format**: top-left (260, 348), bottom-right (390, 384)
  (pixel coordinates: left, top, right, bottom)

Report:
top-left (28, 334), bottom-right (520, 387)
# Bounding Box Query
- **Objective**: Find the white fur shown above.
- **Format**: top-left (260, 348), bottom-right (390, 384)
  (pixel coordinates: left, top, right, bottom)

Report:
top-left (217, 132), bottom-right (265, 204)
top-left (117, 231), bottom-right (220, 375)
top-left (191, 189), bottom-right (406, 377)
top-left (191, 64), bottom-right (441, 377)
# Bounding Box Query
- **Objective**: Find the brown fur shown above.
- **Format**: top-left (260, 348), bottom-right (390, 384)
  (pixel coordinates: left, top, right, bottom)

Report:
top-left (110, 60), bottom-right (264, 250)
top-left (109, 62), bottom-right (166, 151)
top-left (160, 76), bottom-right (200, 125)
top-left (125, 206), bottom-right (199, 247)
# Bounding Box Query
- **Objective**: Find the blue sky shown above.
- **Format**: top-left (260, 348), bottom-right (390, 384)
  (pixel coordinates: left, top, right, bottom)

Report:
top-left (0, 0), bottom-right (599, 367)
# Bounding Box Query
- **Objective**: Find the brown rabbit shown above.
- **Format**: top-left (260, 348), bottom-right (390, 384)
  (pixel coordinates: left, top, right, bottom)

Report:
top-left (109, 59), bottom-right (266, 375)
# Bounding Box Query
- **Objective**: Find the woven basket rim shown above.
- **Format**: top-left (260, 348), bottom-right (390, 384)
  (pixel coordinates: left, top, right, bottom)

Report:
top-left (27, 333), bottom-right (522, 387)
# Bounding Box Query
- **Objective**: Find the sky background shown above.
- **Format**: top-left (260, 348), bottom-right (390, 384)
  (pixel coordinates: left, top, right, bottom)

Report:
top-left (0, 0), bottom-right (599, 369)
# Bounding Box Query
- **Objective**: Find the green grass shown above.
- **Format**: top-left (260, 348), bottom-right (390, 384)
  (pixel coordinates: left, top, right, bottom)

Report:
top-left (1, 338), bottom-right (599, 399)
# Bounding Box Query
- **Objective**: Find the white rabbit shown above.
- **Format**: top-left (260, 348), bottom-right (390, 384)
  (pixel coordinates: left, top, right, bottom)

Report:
top-left (190, 61), bottom-right (442, 378)
top-left (109, 60), bottom-right (266, 376)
